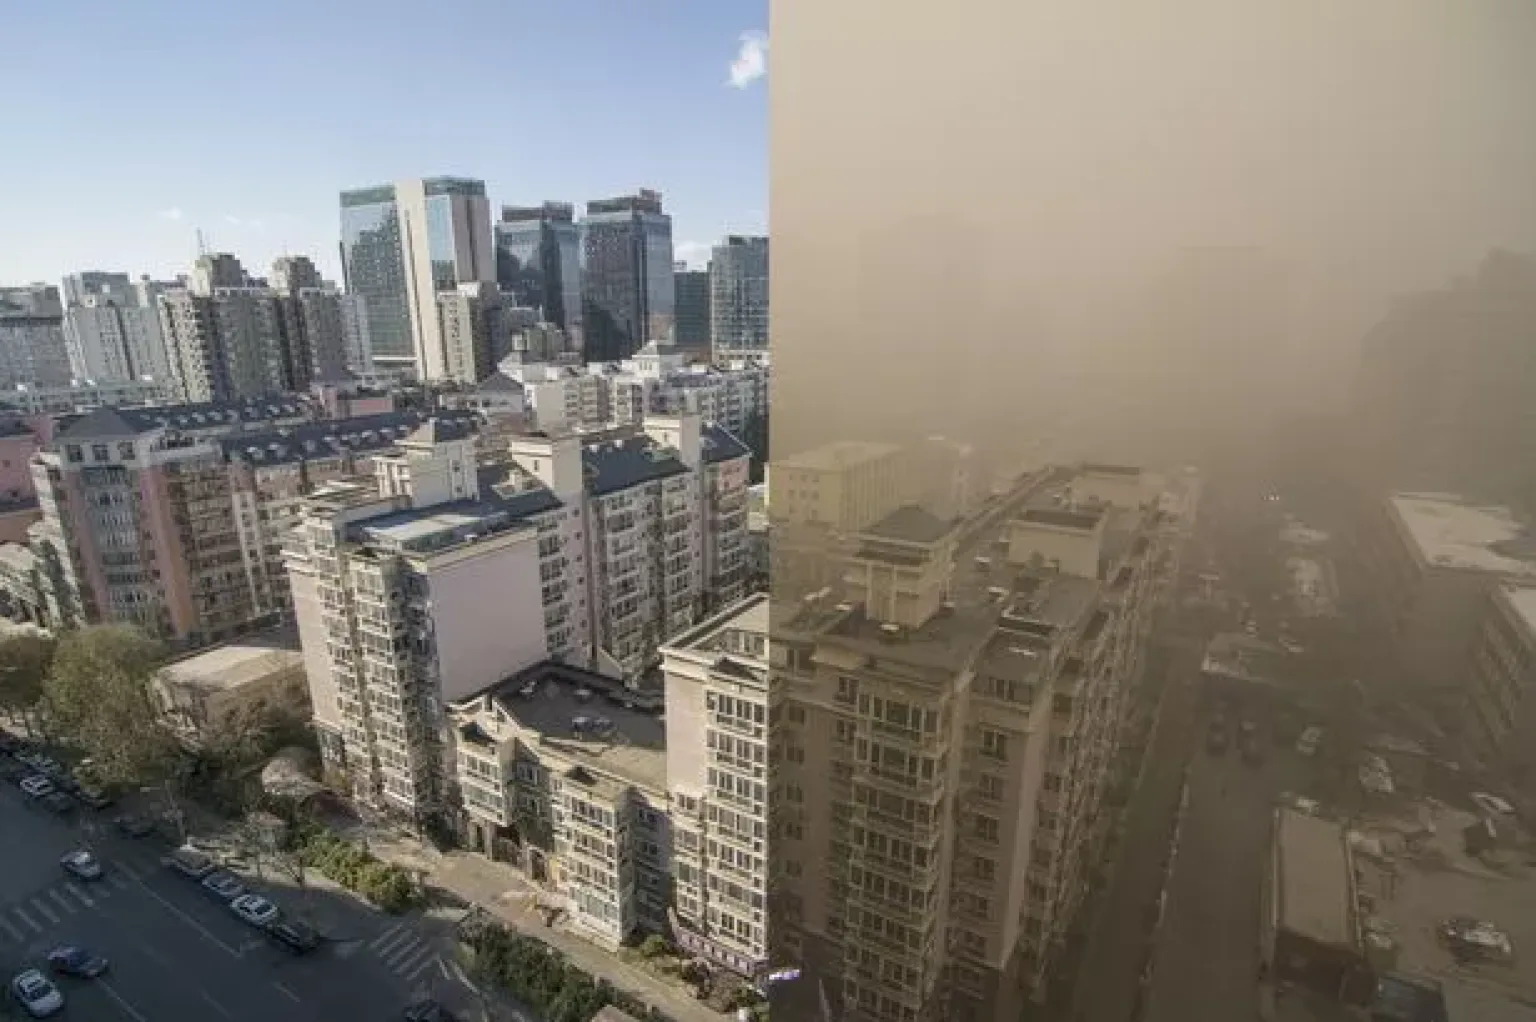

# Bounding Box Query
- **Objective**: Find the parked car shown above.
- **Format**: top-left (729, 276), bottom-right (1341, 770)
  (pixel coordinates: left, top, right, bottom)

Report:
top-left (229, 894), bottom-right (279, 928)
top-left (266, 919), bottom-right (321, 955)
top-left (9, 969), bottom-right (64, 1018)
top-left (201, 871), bottom-right (246, 902)
top-left (19, 775), bottom-right (54, 798)
top-left (60, 850), bottom-right (104, 882)
top-left (166, 845), bottom-right (217, 879)
top-left (113, 813), bottom-right (156, 838)
top-left (46, 946), bottom-right (109, 979)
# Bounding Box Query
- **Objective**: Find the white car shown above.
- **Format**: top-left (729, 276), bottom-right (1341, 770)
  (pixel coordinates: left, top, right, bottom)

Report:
top-left (230, 894), bottom-right (279, 928)
top-left (10, 969), bottom-right (64, 1018)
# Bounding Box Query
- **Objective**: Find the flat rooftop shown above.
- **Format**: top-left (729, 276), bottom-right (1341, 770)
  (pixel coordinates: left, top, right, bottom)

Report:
top-left (358, 499), bottom-right (518, 553)
top-left (162, 630), bottom-right (303, 694)
top-left (472, 665), bottom-right (667, 794)
top-left (1390, 493), bottom-right (1536, 578)
top-left (773, 440), bottom-right (902, 472)
top-left (1355, 800), bottom-right (1536, 1007)
top-left (1276, 808), bottom-right (1357, 949)
top-left (1499, 585), bottom-right (1536, 640)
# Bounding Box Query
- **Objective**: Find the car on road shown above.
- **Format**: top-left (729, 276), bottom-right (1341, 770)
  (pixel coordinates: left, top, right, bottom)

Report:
top-left (46, 946), bottom-right (109, 979)
top-left (1296, 726), bottom-right (1323, 757)
top-left (202, 870), bottom-right (246, 902)
top-left (9, 969), bottom-right (64, 1018)
top-left (39, 791), bottom-right (74, 815)
top-left (403, 998), bottom-right (461, 1022)
top-left (230, 894), bottom-right (280, 928)
top-left (266, 919), bottom-right (322, 955)
top-left (60, 850), bottom-right (104, 882)
top-left (166, 845), bottom-right (218, 879)
top-left (113, 813), bottom-right (156, 838)
top-left (19, 774), bottom-right (53, 798)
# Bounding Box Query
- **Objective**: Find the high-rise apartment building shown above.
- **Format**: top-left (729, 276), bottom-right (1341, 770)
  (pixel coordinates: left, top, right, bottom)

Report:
top-left (436, 282), bottom-right (511, 385)
top-left (61, 273), bottom-right (135, 309)
top-left (769, 465), bottom-right (1173, 1022)
top-left (0, 285), bottom-right (72, 390)
top-left (579, 191), bottom-right (675, 363)
top-left (62, 285), bottom-right (172, 384)
top-left (711, 235), bottom-right (770, 359)
top-left (270, 256), bottom-right (352, 388)
top-left (496, 202), bottom-right (582, 340)
top-left (158, 253), bottom-right (284, 402)
top-left (673, 264), bottom-right (712, 353)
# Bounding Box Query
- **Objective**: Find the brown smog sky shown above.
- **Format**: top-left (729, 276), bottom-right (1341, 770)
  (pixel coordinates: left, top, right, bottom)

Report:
top-left (769, 0), bottom-right (1536, 465)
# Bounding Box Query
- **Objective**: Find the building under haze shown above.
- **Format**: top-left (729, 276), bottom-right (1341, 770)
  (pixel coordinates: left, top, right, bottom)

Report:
top-left (710, 235), bottom-right (769, 360)
top-left (495, 202), bottom-right (582, 340)
top-left (0, 285), bottom-right (71, 390)
top-left (579, 191), bottom-right (675, 364)
top-left (61, 271), bottom-right (172, 385)
top-left (769, 464), bottom-right (1174, 1022)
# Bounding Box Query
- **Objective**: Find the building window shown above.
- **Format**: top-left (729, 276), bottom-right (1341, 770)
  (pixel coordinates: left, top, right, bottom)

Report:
top-left (978, 774), bottom-right (1004, 800)
top-left (973, 814), bottom-right (999, 843)
top-left (65, 445), bottom-right (83, 463)
top-left (92, 445), bottom-right (110, 462)
top-left (980, 728), bottom-right (1008, 761)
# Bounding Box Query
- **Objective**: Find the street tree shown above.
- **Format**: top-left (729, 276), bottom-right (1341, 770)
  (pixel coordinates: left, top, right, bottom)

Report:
top-left (42, 624), bottom-right (180, 788)
top-left (0, 632), bottom-right (55, 736)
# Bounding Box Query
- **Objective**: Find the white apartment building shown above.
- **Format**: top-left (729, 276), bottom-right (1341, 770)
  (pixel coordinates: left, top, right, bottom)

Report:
top-left (662, 594), bottom-right (773, 979)
top-left (63, 294), bottom-right (172, 384)
top-left (0, 377), bottom-right (170, 415)
top-left (770, 466), bottom-right (1172, 1022)
top-left (448, 664), bottom-right (671, 948)
top-left (285, 422), bottom-right (549, 819)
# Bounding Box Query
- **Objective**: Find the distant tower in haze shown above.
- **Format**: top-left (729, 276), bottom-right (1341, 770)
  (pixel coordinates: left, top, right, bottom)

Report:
top-left (709, 235), bottom-right (769, 360)
top-left (579, 190), bottom-right (674, 363)
top-left (496, 201), bottom-right (582, 341)
top-left (672, 262), bottom-right (712, 354)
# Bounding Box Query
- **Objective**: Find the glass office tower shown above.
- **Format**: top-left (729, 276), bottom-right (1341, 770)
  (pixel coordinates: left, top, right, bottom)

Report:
top-left (579, 190), bottom-right (675, 363)
top-left (495, 201), bottom-right (582, 339)
top-left (339, 185), bottom-right (412, 368)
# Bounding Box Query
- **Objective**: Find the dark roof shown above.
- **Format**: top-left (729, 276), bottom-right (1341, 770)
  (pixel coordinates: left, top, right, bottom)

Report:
top-left (477, 371), bottom-right (525, 394)
top-left (864, 504), bottom-right (955, 545)
top-left (582, 436), bottom-right (689, 496)
top-left (701, 423), bottom-right (751, 464)
top-left (1020, 507), bottom-right (1104, 531)
top-left (220, 410), bottom-right (481, 467)
top-left (0, 419), bottom-right (35, 439)
top-left (404, 416), bottom-right (478, 446)
top-left (56, 395), bottom-right (314, 439)
top-left (481, 467), bottom-right (565, 520)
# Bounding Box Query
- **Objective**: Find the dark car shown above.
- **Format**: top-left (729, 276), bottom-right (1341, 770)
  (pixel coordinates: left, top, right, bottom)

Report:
top-left (266, 920), bottom-right (322, 955)
top-left (60, 850), bottom-right (104, 882)
top-left (113, 814), bottom-right (156, 838)
top-left (46, 946), bottom-right (109, 979)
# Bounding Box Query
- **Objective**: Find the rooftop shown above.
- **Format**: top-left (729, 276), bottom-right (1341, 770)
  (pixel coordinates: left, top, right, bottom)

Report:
top-left (357, 499), bottom-right (524, 554)
top-left (1390, 493), bottom-right (1536, 579)
top-left (56, 395), bottom-right (313, 441)
top-left (161, 630), bottom-right (304, 695)
top-left (1275, 807), bottom-right (1357, 949)
top-left (582, 434), bottom-right (689, 496)
top-left (221, 409), bottom-right (480, 467)
top-left (464, 664), bottom-right (667, 794)
top-left (700, 423), bottom-right (752, 465)
top-left (1201, 632), bottom-right (1301, 689)
top-left (862, 504), bottom-right (955, 546)
top-left (1499, 585), bottom-right (1536, 640)
top-left (774, 440), bottom-right (902, 473)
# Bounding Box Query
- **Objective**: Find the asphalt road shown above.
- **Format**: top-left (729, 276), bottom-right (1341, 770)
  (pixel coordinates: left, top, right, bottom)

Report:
top-left (1142, 719), bottom-right (1312, 1022)
top-left (0, 775), bottom-right (484, 1022)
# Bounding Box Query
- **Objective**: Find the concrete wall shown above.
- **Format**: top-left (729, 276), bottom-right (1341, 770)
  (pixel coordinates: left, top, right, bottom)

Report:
top-left (426, 530), bottom-right (549, 702)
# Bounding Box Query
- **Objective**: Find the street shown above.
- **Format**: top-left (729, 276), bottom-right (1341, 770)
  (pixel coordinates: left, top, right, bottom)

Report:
top-left (0, 777), bottom-right (484, 1021)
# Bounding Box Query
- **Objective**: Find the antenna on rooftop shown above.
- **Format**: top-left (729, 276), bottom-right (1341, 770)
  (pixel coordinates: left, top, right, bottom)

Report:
top-left (196, 229), bottom-right (209, 257)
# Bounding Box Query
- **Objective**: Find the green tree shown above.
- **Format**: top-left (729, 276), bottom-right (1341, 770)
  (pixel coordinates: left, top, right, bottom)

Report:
top-left (0, 632), bottom-right (55, 736)
top-left (42, 625), bottom-right (179, 788)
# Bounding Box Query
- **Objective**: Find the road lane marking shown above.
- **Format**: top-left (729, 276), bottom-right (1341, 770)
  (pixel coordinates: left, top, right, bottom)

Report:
top-left (201, 990), bottom-right (234, 1019)
top-left (0, 914), bottom-right (22, 941)
top-left (376, 931), bottom-right (420, 960)
top-left (66, 883), bottom-right (95, 907)
top-left (29, 897), bottom-right (58, 924)
top-left (368, 922), bottom-right (406, 950)
top-left (48, 890), bottom-right (76, 915)
top-left (273, 981), bottom-right (301, 1004)
top-left (403, 954), bottom-right (441, 983)
top-left (124, 873), bottom-right (242, 957)
top-left (384, 940), bottom-right (431, 971)
top-left (12, 906), bottom-right (40, 932)
top-left (99, 979), bottom-right (150, 1022)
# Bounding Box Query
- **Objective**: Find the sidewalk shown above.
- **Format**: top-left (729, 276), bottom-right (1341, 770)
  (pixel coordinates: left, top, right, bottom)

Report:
top-left (425, 852), bottom-right (727, 1022)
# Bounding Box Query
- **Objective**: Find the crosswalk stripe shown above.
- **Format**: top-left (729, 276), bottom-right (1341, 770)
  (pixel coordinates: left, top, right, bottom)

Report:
top-left (30, 898), bottom-right (59, 924)
top-left (384, 940), bottom-right (431, 973)
top-left (0, 914), bottom-right (23, 941)
top-left (377, 931), bottom-right (420, 960)
top-left (13, 906), bottom-right (41, 933)
top-left (48, 890), bottom-right (76, 915)
top-left (66, 884), bottom-right (95, 908)
top-left (368, 922), bottom-right (406, 952)
top-left (402, 954), bottom-right (441, 983)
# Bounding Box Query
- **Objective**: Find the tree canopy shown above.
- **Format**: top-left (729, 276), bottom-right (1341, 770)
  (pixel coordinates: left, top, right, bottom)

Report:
top-left (0, 632), bottom-right (56, 733)
top-left (42, 625), bottom-right (180, 788)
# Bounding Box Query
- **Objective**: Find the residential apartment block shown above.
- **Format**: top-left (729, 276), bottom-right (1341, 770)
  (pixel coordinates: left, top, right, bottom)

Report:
top-left (24, 399), bottom-right (474, 643)
top-left (1467, 583), bottom-right (1536, 779)
top-left (768, 465), bottom-right (1174, 1022)
top-left (286, 411), bottom-right (753, 824)
top-left (449, 665), bottom-right (671, 948)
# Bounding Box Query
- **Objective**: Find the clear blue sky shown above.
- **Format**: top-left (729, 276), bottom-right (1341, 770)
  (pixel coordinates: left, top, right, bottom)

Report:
top-left (1, 0), bottom-right (767, 284)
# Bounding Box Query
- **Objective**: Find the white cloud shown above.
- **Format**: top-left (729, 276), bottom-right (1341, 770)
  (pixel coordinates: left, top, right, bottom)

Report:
top-left (728, 31), bottom-right (769, 89)
top-left (675, 240), bottom-right (712, 268)
top-left (223, 214), bottom-right (267, 230)
top-left (158, 207), bottom-right (184, 221)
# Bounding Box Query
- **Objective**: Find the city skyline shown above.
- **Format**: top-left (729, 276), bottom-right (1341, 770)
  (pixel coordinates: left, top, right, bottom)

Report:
top-left (0, 0), bottom-right (767, 284)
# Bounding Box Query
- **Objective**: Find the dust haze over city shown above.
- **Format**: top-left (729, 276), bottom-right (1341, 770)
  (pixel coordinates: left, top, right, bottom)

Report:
top-left (766, 3), bottom-right (1536, 1022)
